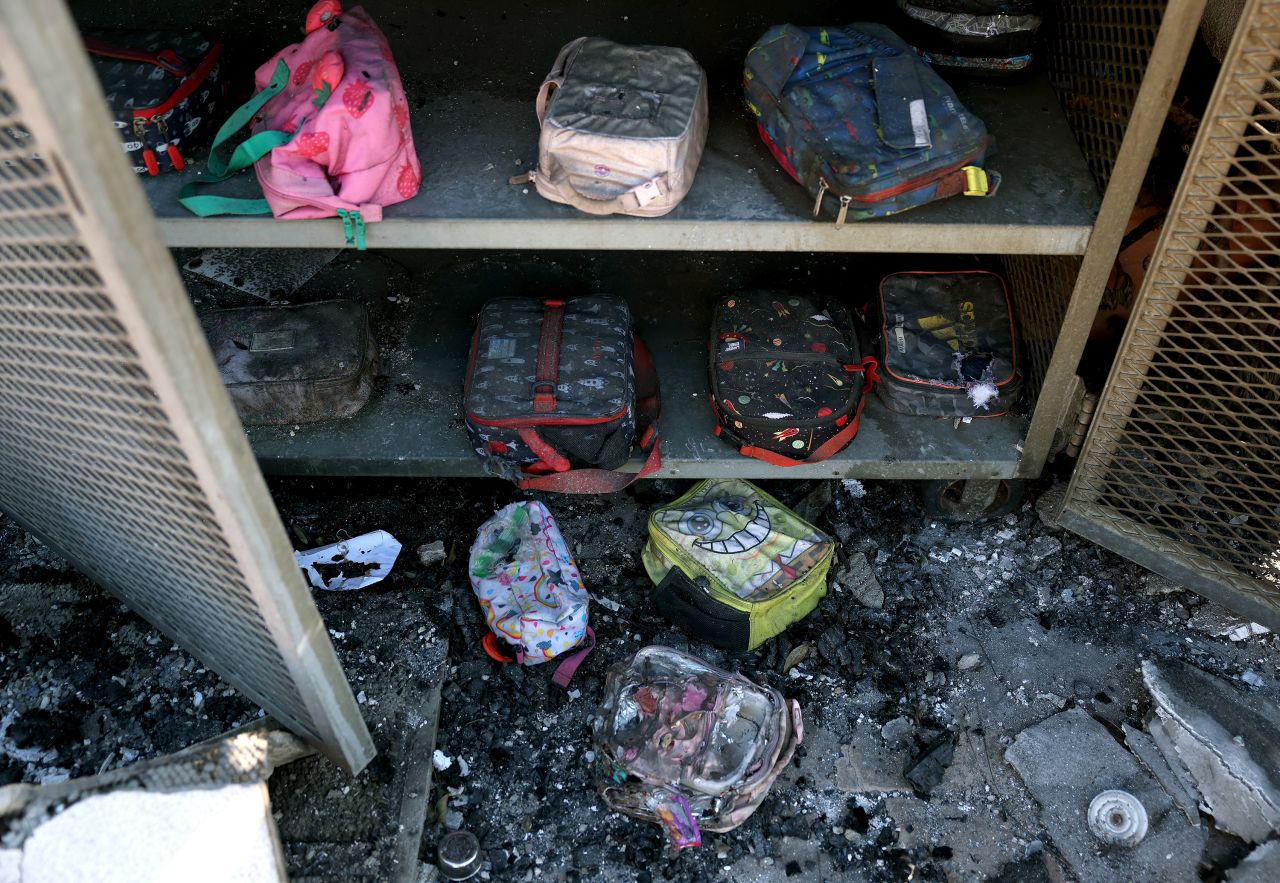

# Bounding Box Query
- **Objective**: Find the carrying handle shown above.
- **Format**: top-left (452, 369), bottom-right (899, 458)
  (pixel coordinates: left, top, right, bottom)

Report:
top-left (517, 335), bottom-right (663, 493)
top-left (177, 58), bottom-right (294, 216)
top-left (542, 158), bottom-right (669, 216)
top-left (536, 36), bottom-right (588, 125)
top-left (550, 627), bottom-right (595, 688)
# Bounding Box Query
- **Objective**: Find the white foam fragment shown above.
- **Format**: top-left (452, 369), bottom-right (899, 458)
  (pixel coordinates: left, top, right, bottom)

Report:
top-left (432, 750), bottom-right (453, 771)
top-left (842, 479), bottom-right (866, 499)
top-left (967, 381), bottom-right (1000, 411)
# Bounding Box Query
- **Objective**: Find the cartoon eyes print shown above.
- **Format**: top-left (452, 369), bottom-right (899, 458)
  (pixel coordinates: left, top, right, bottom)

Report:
top-left (711, 496), bottom-right (751, 516)
top-left (678, 510), bottom-right (721, 539)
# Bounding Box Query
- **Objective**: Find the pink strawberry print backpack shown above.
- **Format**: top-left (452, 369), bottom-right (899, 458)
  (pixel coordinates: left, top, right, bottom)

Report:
top-left (179, 1), bottom-right (420, 247)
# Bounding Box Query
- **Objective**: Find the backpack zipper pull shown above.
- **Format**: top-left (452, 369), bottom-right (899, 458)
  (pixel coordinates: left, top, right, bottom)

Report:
top-left (812, 178), bottom-right (829, 218)
top-left (836, 195), bottom-right (851, 228)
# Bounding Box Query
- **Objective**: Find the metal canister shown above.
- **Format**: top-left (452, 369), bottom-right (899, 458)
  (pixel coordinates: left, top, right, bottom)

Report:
top-left (437, 830), bottom-right (483, 881)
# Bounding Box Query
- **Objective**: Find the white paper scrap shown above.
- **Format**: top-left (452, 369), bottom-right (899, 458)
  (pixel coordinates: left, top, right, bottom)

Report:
top-left (295, 530), bottom-right (402, 591)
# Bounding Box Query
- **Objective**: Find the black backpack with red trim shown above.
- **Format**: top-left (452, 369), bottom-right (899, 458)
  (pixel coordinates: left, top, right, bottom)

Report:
top-left (710, 291), bottom-right (877, 466)
top-left (464, 296), bottom-right (661, 493)
top-left (875, 270), bottom-right (1022, 417)
top-left (85, 30), bottom-right (224, 176)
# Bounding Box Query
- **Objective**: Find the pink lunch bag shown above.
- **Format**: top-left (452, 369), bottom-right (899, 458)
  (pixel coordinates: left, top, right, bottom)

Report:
top-left (179, 0), bottom-right (420, 247)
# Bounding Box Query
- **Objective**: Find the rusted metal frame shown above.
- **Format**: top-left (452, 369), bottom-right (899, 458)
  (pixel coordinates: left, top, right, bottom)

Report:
top-left (1018, 0), bottom-right (1210, 478)
top-left (1058, 504), bottom-right (1280, 632)
top-left (1064, 0), bottom-right (1267, 507)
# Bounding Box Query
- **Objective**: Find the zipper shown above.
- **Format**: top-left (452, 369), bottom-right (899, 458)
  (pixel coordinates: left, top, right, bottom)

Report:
top-left (718, 349), bottom-right (845, 367)
top-left (83, 37), bottom-right (191, 77)
top-left (648, 530), bottom-right (812, 607)
top-left (130, 42), bottom-right (222, 121)
top-left (467, 406), bottom-right (629, 429)
top-left (822, 147), bottom-right (987, 205)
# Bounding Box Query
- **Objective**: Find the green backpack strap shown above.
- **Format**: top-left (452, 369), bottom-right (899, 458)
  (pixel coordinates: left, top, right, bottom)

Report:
top-left (178, 59), bottom-right (293, 216)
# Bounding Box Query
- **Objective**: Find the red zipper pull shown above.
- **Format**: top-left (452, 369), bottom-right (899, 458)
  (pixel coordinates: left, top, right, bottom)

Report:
top-left (142, 149), bottom-right (160, 176)
top-left (166, 145), bottom-right (185, 171)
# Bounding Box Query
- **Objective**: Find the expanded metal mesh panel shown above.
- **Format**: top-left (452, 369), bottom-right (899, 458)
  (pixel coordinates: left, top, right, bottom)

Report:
top-left (1047, 0), bottom-right (1168, 190)
top-left (1066, 0), bottom-right (1280, 614)
top-left (0, 73), bottom-right (317, 740)
top-left (0, 9), bottom-right (370, 771)
top-left (1002, 254), bottom-right (1082, 404)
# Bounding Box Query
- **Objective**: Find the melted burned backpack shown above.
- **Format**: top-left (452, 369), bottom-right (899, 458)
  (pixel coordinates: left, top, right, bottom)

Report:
top-left (710, 291), bottom-right (877, 465)
top-left (592, 646), bottom-right (803, 850)
top-left (744, 23), bottom-right (998, 223)
top-left (463, 296), bottom-right (661, 493)
top-left (642, 479), bottom-right (833, 652)
top-left (876, 270), bottom-right (1021, 417)
top-left (893, 1), bottom-right (1043, 77)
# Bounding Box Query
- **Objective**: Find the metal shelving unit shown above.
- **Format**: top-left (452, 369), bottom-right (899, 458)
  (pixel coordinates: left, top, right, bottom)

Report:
top-left (146, 73), bottom-right (1098, 255)
top-left (54, 0), bottom-right (1208, 488)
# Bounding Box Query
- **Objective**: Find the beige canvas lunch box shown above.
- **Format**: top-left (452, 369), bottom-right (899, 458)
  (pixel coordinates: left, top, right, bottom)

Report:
top-left (516, 37), bottom-right (709, 217)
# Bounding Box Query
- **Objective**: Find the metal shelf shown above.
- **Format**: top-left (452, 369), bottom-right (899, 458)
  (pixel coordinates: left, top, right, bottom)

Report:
top-left (245, 254), bottom-right (1027, 479)
top-left (146, 73), bottom-right (1098, 255)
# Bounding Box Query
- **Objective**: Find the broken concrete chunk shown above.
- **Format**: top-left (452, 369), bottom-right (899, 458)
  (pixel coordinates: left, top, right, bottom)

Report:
top-left (1189, 606), bottom-right (1254, 639)
top-left (835, 553), bottom-right (884, 610)
top-left (1027, 536), bottom-right (1062, 564)
top-left (880, 717), bottom-right (913, 749)
top-left (1006, 707), bottom-right (1205, 883)
top-left (1142, 660), bottom-right (1280, 844)
top-left (1227, 839), bottom-right (1280, 882)
top-left (1122, 723), bottom-right (1201, 826)
top-left (1228, 623), bottom-right (1271, 642)
top-left (957, 653), bottom-right (983, 672)
top-left (834, 723), bottom-right (910, 794)
top-left (417, 541), bottom-right (447, 567)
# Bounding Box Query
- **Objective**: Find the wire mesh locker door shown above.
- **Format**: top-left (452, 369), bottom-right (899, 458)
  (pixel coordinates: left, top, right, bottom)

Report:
top-left (0, 1), bottom-right (374, 771)
top-left (1059, 0), bottom-right (1280, 632)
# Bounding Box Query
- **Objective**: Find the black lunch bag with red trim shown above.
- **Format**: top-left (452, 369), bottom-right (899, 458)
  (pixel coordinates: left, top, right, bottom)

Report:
top-left (85, 30), bottom-right (224, 176)
top-left (710, 291), bottom-right (878, 465)
top-left (464, 296), bottom-right (661, 493)
top-left (875, 270), bottom-right (1022, 417)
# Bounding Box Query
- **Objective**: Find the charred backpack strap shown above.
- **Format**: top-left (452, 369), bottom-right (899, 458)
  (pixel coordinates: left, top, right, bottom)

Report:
top-left (517, 334), bottom-right (663, 494)
top-left (533, 299), bottom-right (565, 414)
top-left (177, 58), bottom-right (294, 215)
top-left (550, 627), bottom-right (595, 688)
top-left (934, 164), bottom-right (1001, 200)
top-left (482, 628), bottom-right (595, 690)
top-left (652, 569), bottom-right (751, 652)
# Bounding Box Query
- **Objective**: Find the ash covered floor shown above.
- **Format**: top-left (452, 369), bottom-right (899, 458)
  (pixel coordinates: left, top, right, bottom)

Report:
top-left (1, 477), bottom-right (1277, 882)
